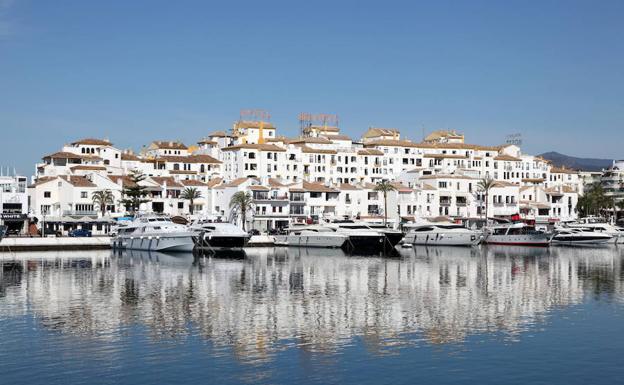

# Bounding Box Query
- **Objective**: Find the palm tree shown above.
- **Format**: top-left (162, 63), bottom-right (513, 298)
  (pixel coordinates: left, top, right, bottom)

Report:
top-left (180, 187), bottom-right (202, 215)
top-left (374, 180), bottom-right (396, 226)
top-left (477, 177), bottom-right (496, 220)
top-left (92, 190), bottom-right (115, 217)
top-left (229, 191), bottom-right (254, 231)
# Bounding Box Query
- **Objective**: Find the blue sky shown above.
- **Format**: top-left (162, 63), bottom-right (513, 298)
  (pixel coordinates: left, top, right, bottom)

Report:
top-left (1, 0), bottom-right (623, 174)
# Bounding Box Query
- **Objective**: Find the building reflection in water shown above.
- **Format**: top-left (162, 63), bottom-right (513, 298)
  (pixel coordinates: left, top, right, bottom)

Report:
top-left (0, 246), bottom-right (623, 362)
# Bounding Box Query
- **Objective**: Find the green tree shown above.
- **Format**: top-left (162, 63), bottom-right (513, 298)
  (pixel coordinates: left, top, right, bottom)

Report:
top-left (229, 191), bottom-right (254, 231)
top-left (92, 190), bottom-right (115, 217)
top-left (120, 170), bottom-right (150, 215)
top-left (374, 180), bottom-right (396, 226)
top-left (181, 187), bottom-right (202, 215)
top-left (477, 177), bottom-right (497, 220)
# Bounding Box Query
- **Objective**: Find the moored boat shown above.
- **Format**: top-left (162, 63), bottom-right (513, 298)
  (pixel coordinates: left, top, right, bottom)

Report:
top-left (274, 225), bottom-right (348, 249)
top-left (483, 222), bottom-right (551, 247)
top-left (189, 220), bottom-right (249, 250)
top-left (403, 222), bottom-right (481, 246)
top-left (551, 227), bottom-right (613, 245)
top-left (111, 214), bottom-right (195, 252)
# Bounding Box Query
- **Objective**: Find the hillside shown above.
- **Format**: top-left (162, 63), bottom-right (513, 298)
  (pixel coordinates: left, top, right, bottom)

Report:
top-left (539, 151), bottom-right (612, 172)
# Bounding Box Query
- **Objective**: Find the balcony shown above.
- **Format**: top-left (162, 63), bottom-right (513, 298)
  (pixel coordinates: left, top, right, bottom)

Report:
top-left (439, 198), bottom-right (452, 207)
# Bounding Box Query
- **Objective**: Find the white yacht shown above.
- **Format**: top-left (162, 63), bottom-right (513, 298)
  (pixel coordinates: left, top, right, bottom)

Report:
top-left (551, 227), bottom-right (613, 245)
top-left (323, 221), bottom-right (387, 252)
top-left (483, 223), bottom-right (551, 247)
top-left (355, 221), bottom-right (404, 247)
top-left (566, 217), bottom-right (623, 244)
top-left (402, 222), bottom-right (481, 246)
top-left (189, 220), bottom-right (249, 250)
top-left (274, 225), bottom-right (348, 249)
top-left (111, 215), bottom-right (195, 252)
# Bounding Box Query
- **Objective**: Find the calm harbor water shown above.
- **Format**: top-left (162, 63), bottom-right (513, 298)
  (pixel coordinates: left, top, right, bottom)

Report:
top-left (1, 246), bottom-right (623, 385)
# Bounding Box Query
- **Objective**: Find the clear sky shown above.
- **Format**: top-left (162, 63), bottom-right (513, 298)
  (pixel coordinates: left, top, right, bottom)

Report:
top-left (1, 0), bottom-right (623, 174)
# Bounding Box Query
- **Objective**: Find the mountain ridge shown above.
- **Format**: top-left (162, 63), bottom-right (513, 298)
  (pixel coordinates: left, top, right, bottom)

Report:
top-left (538, 151), bottom-right (613, 172)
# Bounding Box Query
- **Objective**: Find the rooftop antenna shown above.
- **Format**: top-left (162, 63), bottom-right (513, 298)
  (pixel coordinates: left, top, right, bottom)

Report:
top-left (505, 133), bottom-right (523, 146)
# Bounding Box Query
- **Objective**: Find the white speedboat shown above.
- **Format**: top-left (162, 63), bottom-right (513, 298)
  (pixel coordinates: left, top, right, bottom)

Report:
top-left (355, 221), bottom-right (404, 247)
top-left (274, 225), bottom-right (348, 249)
top-left (566, 218), bottom-right (623, 244)
top-left (483, 222), bottom-right (551, 247)
top-left (551, 227), bottom-right (613, 245)
top-left (189, 220), bottom-right (249, 250)
top-left (111, 214), bottom-right (195, 252)
top-left (403, 222), bottom-right (481, 246)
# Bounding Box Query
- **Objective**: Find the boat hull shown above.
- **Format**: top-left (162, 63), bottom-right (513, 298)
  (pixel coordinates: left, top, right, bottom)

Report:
top-left (344, 235), bottom-right (386, 253)
top-left (274, 234), bottom-right (347, 248)
top-left (552, 235), bottom-right (613, 245)
top-left (196, 235), bottom-right (248, 250)
top-left (484, 234), bottom-right (551, 247)
top-left (112, 234), bottom-right (195, 252)
top-left (404, 231), bottom-right (480, 247)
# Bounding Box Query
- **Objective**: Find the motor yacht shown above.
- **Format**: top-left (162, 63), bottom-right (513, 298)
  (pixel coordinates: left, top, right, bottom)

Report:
top-left (323, 221), bottom-right (387, 252)
top-left (189, 220), bottom-right (249, 250)
top-left (111, 214), bottom-right (195, 252)
top-left (402, 222), bottom-right (481, 246)
top-left (274, 224), bottom-right (348, 249)
top-left (356, 221), bottom-right (404, 247)
top-left (551, 227), bottom-right (613, 245)
top-left (483, 222), bottom-right (551, 247)
top-left (565, 217), bottom-right (623, 244)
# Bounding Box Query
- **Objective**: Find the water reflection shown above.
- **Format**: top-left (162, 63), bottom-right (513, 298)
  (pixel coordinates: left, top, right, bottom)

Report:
top-left (1, 246), bottom-right (623, 361)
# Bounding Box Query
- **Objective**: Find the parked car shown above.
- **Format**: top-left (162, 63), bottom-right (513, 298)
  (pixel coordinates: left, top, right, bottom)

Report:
top-left (69, 229), bottom-right (92, 237)
top-left (248, 229), bottom-right (260, 236)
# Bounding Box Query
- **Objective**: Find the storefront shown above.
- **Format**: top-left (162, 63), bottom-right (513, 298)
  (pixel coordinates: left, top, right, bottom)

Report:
top-left (0, 213), bottom-right (28, 235)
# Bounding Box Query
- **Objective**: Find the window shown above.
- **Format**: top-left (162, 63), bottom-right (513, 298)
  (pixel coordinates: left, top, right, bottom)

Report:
top-left (44, 191), bottom-right (51, 198)
top-left (178, 202), bottom-right (184, 209)
top-left (80, 191), bottom-right (88, 198)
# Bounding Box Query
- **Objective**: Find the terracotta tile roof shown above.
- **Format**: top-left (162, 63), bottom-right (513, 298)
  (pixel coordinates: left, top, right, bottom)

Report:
top-left (221, 144), bottom-right (286, 152)
top-left (357, 149), bottom-right (384, 156)
top-left (492, 181), bottom-right (518, 188)
top-left (70, 138), bottom-right (112, 146)
top-left (206, 177), bottom-right (223, 188)
top-left (70, 165), bottom-right (107, 171)
top-left (303, 181), bottom-right (338, 193)
top-left (390, 182), bottom-right (413, 193)
top-left (60, 175), bottom-right (97, 187)
top-left (297, 145), bottom-right (337, 154)
top-left (289, 137), bottom-right (333, 145)
top-left (494, 154), bottom-right (521, 161)
top-left (43, 151), bottom-right (86, 160)
top-left (421, 183), bottom-right (437, 190)
top-left (338, 183), bottom-right (361, 190)
top-left (121, 152), bottom-right (141, 161)
top-left (180, 179), bottom-right (208, 187)
top-left (169, 170), bottom-right (198, 174)
top-left (207, 130), bottom-right (230, 137)
top-left (29, 176), bottom-right (57, 187)
top-left (363, 139), bottom-right (419, 148)
top-left (268, 178), bottom-right (285, 188)
top-left (522, 178), bottom-right (545, 183)
top-left (248, 185), bottom-right (270, 191)
top-left (197, 139), bottom-right (218, 145)
top-left (151, 177), bottom-right (183, 188)
top-left (326, 134), bottom-right (353, 141)
top-left (157, 154), bottom-right (221, 164)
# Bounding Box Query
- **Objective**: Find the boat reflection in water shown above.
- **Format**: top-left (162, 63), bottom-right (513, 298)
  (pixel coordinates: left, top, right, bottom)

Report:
top-left (1, 246), bottom-right (623, 361)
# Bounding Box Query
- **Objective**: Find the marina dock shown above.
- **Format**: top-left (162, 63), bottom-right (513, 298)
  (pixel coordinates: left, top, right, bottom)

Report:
top-left (0, 237), bottom-right (111, 252)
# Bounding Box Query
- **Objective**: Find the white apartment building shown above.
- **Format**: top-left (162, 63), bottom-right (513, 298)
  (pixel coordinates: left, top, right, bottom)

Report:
top-left (27, 122), bottom-right (586, 230)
